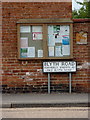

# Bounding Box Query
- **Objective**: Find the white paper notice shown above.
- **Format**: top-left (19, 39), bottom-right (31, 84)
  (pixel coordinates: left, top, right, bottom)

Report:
top-left (27, 47), bottom-right (35, 57)
top-left (38, 50), bottom-right (43, 57)
top-left (48, 47), bottom-right (54, 57)
top-left (55, 46), bottom-right (63, 57)
top-left (54, 33), bottom-right (62, 43)
top-left (32, 26), bottom-right (42, 32)
top-left (20, 26), bottom-right (31, 33)
top-left (48, 26), bottom-right (53, 34)
top-left (48, 26), bottom-right (55, 46)
top-left (48, 35), bottom-right (55, 46)
top-left (60, 25), bottom-right (70, 35)
top-left (62, 45), bottom-right (70, 56)
top-left (20, 37), bottom-right (28, 48)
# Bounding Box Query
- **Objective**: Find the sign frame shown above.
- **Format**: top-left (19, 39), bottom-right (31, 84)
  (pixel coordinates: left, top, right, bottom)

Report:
top-left (43, 61), bottom-right (76, 73)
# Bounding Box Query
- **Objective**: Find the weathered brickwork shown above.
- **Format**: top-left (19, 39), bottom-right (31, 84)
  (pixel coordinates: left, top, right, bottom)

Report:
top-left (73, 19), bottom-right (90, 93)
top-left (2, 2), bottom-right (90, 93)
top-left (0, 1), bottom-right (2, 93)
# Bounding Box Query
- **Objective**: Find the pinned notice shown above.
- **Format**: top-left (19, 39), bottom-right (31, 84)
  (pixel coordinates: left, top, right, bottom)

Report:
top-left (62, 35), bottom-right (70, 45)
top-left (60, 25), bottom-right (69, 35)
top-left (38, 50), bottom-right (43, 57)
top-left (33, 32), bottom-right (42, 40)
top-left (62, 45), bottom-right (70, 56)
top-left (76, 31), bottom-right (87, 44)
top-left (27, 47), bottom-right (35, 57)
top-left (20, 26), bottom-right (31, 33)
top-left (55, 46), bottom-right (63, 57)
top-left (48, 47), bottom-right (54, 57)
top-left (48, 35), bottom-right (55, 46)
top-left (32, 26), bottom-right (43, 40)
top-left (20, 48), bottom-right (28, 58)
top-left (20, 37), bottom-right (28, 48)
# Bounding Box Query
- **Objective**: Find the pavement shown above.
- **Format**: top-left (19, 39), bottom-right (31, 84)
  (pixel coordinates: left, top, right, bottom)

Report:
top-left (1, 93), bottom-right (89, 108)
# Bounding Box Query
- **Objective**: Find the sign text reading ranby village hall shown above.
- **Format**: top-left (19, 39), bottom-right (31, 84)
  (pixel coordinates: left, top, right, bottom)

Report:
top-left (43, 61), bottom-right (76, 73)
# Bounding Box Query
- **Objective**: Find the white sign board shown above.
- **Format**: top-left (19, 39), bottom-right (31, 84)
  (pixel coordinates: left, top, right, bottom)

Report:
top-left (43, 61), bottom-right (76, 73)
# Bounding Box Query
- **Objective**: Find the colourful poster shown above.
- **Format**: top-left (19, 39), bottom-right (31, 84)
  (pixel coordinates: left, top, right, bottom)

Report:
top-left (62, 35), bottom-right (70, 45)
top-left (20, 48), bottom-right (28, 58)
top-left (53, 25), bottom-right (60, 33)
top-left (32, 26), bottom-right (43, 40)
top-left (76, 32), bottom-right (87, 44)
top-left (33, 32), bottom-right (42, 40)
top-left (48, 25), bottom-right (61, 44)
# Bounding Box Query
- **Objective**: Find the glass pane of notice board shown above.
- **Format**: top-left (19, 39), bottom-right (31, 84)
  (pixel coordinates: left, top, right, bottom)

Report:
top-left (48, 25), bottom-right (70, 57)
top-left (18, 23), bottom-right (72, 59)
top-left (20, 25), bottom-right (43, 58)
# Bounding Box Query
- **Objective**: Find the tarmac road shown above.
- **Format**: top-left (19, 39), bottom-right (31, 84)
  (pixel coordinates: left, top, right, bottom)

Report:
top-left (1, 107), bottom-right (89, 118)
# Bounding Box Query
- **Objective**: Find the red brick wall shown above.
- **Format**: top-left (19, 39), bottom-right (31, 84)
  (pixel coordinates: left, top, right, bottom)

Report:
top-left (0, 1), bottom-right (2, 91)
top-left (2, 2), bottom-right (90, 93)
top-left (73, 19), bottom-right (90, 93)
